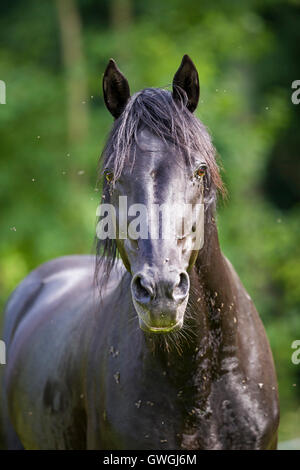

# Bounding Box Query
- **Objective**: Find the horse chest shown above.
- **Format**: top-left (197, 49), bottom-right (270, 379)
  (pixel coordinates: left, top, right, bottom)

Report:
top-left (92, 357), bottom-right (211, 449)
top-left (92, 365), bottom-right (274, 450)
top-left (96, 374), bottom-right (184, 449)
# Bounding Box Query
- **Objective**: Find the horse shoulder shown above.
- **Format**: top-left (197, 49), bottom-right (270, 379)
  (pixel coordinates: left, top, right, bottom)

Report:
top-left (221, 256), bottom-right (279, 448)
top-left (1, 256), bottom-right (97, 448)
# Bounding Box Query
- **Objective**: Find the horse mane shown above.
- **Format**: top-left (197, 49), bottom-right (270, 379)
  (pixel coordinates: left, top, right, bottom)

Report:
top-left (95, 87), bottom-right (224, 286)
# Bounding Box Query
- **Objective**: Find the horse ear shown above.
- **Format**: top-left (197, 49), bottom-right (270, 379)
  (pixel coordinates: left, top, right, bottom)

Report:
top-left (172, 55), bottom-right (200, 113)
top-left (103, 59), bottom-right (130, 119)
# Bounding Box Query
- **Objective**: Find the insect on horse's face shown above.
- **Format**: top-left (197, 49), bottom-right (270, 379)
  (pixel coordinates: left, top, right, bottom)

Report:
top-left (103, 55), bottom-right (203, 334)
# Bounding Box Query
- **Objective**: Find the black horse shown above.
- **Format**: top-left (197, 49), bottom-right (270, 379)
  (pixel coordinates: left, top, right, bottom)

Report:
top-left (0, 55), bottom-right (279, 449)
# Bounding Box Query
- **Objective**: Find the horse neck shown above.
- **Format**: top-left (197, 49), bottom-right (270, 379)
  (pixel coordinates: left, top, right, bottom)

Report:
top-left (191, 215), bottom-right (239, 356)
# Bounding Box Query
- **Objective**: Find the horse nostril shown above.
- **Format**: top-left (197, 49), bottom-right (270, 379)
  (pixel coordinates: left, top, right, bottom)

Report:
top-left (173, 271), bottom-right (189, 301)
top-left (131, 274), bottom-right (154, 304)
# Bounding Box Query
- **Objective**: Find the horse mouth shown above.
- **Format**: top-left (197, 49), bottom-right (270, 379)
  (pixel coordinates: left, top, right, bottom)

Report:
top-left (138, 318), bottom-right (183, 334)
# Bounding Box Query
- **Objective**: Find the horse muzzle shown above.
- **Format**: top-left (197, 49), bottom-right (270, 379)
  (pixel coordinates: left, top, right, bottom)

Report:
top-left (131, 268), bottom-right (189, 333)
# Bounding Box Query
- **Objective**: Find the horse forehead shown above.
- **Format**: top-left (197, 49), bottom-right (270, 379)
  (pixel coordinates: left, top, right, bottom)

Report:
top-left (135, 128), bottom-right (178, 164)
top-left (136, 128), bottom-right (166, 151)
top-left (134, 129), bottom-right (183, 174)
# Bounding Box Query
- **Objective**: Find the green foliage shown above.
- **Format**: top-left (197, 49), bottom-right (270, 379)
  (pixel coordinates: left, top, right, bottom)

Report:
top-left (0, 0), bottom-right (299, 444)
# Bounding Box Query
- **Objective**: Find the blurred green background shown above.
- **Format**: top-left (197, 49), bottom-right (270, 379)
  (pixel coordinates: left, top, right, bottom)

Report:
top-left (0, 0), bottom-right (299, 446)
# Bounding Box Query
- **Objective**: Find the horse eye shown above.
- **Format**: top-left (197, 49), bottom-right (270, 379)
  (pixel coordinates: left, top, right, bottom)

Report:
top-left (104, 169), bottom-right (114, 182)
top-left (194, 164), bottom-right (207, 179)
